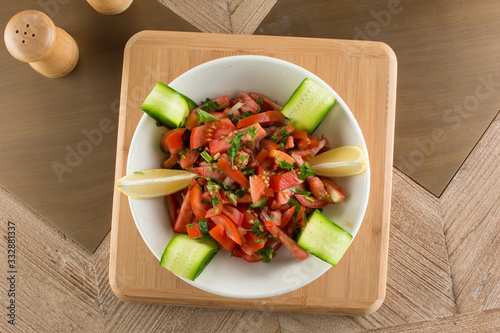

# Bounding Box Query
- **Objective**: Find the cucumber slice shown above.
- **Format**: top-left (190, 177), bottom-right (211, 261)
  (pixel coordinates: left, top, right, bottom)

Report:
top-left (140, 82), bottom-right (198, 129)
top-left (281, 78), bottom-right (336, 134)
top-left (160, 234), bottom-right (219, 281)
top-left (297, 210), bottom-right (352, 266)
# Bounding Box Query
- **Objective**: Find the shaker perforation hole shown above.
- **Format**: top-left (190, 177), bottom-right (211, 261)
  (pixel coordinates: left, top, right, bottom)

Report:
top-left (15, 30), bottom-right (19, 33)
top-left (24, 31), bottom-right (27, 35)
top-left (26, 24), bottom-right (29, 27)
top-left (22, 40), bottom-right (25, 43)
top-left (32, 33), bottom-right (35, 37)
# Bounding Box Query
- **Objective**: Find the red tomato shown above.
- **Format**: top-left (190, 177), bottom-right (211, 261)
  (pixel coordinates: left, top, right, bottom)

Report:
top-left (260, 139), bottom-right (280, 151)
top-left (209, 123), bottom-right (267, 156)
top-left (190, 118), bottom-right (236, 150)
top-left (240, 232), bottom-right (266, 256)
top-left (210, 214), bottom-right (242, 245)
top-left (165, 194), bottom-right (178, 227)
top-left (269, 171), bottom-right (302, 192)
top-left (268, 149), bottom-right (296, 166)
top-left (236, 111), bottom-right (286, 129)
top-left (222, 204), bottom-right (244, 227)
top-left (186, 223), bottom-right (203, 239)
top-left (209, 224), bottom-right (236, 251)
top-left (249, 92), bottom-right (283, 111)
top-left (307, 176), bottom-right (329, 200)
top-left (160, 128), bottom-right (186, 154)
top-left (290, 130), bottom-right (308, 140)
top-left (193, 166), bottom-right (226, 181)
top-left (280, 206), bottom-right (296, 229)
top-left (173, 186), bottom-right (193, 233)
top-left (264, 220), bottom-right (308, 260)
top-left (179, 149), bottom-right (199, 169)
top-left (295, 194), bottom-right (329, 208)
top-left (232, 247), bottom-right (262, 263)
top-left (190, 183), bottom-right (205, 220)
top-left (240, 91), bottom-right (260, 114)
top-left (217, 158), bottom-right (250, 188)
top-left (184, 111), bottom-right (199, 131)
top-left (322, 178), bottom-right (346, 203)
top-left (249, 174), bottom-right (267, 204)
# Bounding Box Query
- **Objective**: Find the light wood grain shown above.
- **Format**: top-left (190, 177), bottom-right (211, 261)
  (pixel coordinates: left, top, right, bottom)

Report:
top-left (109, 30), bottom-right (396, 315)
top-left (86, 0), bottom-right (133, 15)
top-left (158, 0), bottom-right (277, 34)
top-left (4, 10), bottom-right (78, 78)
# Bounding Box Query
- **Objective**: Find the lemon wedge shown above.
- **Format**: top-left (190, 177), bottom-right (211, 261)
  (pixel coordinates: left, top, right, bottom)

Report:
top-left (117, 169), bottom-right (197, 199)
top-left (308, 146), bottom-right (366, 177)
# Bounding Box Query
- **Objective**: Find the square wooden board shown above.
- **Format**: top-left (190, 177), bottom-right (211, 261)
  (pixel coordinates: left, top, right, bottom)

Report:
top-left (110, 31), bottom-right (397, 315)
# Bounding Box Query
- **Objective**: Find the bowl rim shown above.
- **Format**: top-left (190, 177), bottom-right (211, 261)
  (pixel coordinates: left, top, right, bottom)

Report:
top-left (126, 54), bottom-right (371, 299)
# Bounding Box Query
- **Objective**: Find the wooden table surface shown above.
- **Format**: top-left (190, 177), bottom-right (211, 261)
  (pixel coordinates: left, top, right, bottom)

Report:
top-left (0, 0), bottom-right (499, 332)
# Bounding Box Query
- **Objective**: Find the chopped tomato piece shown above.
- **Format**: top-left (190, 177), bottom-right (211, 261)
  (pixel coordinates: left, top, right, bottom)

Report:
top-left (236, 111), bottom-right (286, 129)
top-left (322, 178), bottom-right (346, 203)
top-left (162, 154), bottom-right (179, 169)
top-left (249, 174), bottom-right (267, 204)
top-left (209, 123), bottom-right (266, 156)
top-left (193, 166), bottom-right (226, 181)
top-left (179, 149), bottom-right (199, 169)
top-left (222, 204), bottom-right (244, 226)
top-left (265, 220), bottom-right (309, 260)
top-left (308, 135), bottom-right (319, 148)
top-left (260, 139), bottom-right (280, 151)
top-left (240, 232), bottom-right (266, 255)
top-left (161, 128), bottom-right (186, 154)
top-left (209, 224), bottom-right (236, 251)
top-left (232, 247), bottom-right (262, 263)
top-left (165, 194), bottom-right (179, 227)
top-left (280, 206), bottom-right (296, 229)
top-left (190, 182), bottom-right (205, 220)
top-left (184, 111), bottom-right (199, 130)
top-left (307, 176), bottom-right (329, 200)
top-left (190, 118), bottom-right (236, 150)
top-left (210, 214), bottom-right (242, 245)
top-left (217, 158), bottom-right (250, 188)
top-left (290, 130), bottom-right (308, 140)
top-left (295, 194), bottom-right (329, 208)
top-left (240, 91), bottom-right (260, 114)
top-left (249, 92), bottom-right (283, 111)
top-left (268, 149), bottom-right (296, 166)
top-left (269, 171), bottom-right (302, 192)
top-left (186, 223), bottom-right (203, 239)
top-left (253, 149), bottom-right (268, 165)
top-left (173, 186), bottom-right (193, 233)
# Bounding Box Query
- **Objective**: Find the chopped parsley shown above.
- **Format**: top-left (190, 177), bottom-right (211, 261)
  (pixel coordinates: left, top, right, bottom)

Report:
top-left (298, 162), bottom-right (316, 180)
top-left (277, 159), bottom-right (295, 172)
top-left (255, 97), bottom-right (263, 105)
top-left (249, 198), bottom-right (267, 209)
top-left (210, 194), bottom-right (219, 210)
top-left (257, 246), bottom-right (275, 263)
top-left (227, 126), bottom-right (258, 166)
top-left (200, 98), bottom-right (226, 111)
top-left (289, 187), bottom-right (311, 196)
top-left (134, 171), bottom-right (144, 175)
top-left (196, 109), bottom-right (220, 125)
top-left (304, 196), bottom-right (315, 202)
top-left (228, 110), bottom-right (253, 122)
top-left (200, 150), bottom-right (213, 163)
top-left (178, 150), bottom-right (186, 159)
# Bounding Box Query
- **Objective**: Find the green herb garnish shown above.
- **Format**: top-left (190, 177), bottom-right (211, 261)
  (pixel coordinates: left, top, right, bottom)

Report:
top-left (290, 187), bottom-right (311, 196)
top-left (257, 246), bottom-right (275, 263)
top-left (277, 159), bottom-right (295, 171)
top-left (134, 171), bottom-right (144, 175)
top-left (249, 198), bottom-right (267, 209)
top-left (197, 109), bottom-right (220, 124)
top-left (200, 150), bottom-right (213, 163)
top-left (304, 196), bottom-right (315, 202)
top-left (200, 98), bottom-right (226, 111)
top-left (178, 150), bottom-right (186, 159)
top-left (210, 194), bottom-right (219, 210)
top-left (298, 162), bottom-right (316, 180)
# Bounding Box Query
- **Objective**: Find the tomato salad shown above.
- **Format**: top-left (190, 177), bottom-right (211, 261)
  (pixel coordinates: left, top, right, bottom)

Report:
top-left (161, 92), bottom-right (346, 263)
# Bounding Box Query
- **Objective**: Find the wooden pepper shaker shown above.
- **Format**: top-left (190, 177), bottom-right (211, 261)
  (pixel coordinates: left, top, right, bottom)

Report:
top-left (4, 10), bottom-right (79, 78)
top-left (86, 0), bottom-right (133, 15)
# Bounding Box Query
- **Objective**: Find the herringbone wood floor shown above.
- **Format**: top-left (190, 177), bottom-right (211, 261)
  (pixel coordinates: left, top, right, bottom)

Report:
top-left (1, 1), bottom-right (499, 332)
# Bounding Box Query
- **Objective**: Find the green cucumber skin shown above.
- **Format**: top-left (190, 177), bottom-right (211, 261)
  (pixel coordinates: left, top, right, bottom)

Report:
top-left (297, 210), bottom-right (352, 266)
top-left (160, 234), bottom-right (219, 281)
top-left (141, 82), bottom-right (197, 129)
top-left (281, 78), bottom-right (336, 135)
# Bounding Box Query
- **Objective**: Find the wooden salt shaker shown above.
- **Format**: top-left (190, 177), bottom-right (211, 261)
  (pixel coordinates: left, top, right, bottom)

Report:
top-left (86, 0), bottom-right (133, 15)
top-left (4, 10), bottom-right (79, 78)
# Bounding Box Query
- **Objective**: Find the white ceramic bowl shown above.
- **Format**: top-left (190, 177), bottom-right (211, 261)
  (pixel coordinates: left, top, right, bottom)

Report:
top-left (127, 55), bottom-right (370, 299)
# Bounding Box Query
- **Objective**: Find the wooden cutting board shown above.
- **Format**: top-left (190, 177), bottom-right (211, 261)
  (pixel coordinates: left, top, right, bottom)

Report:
top-left (109, 31), bottom-right (397, 315)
